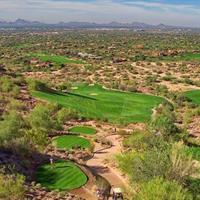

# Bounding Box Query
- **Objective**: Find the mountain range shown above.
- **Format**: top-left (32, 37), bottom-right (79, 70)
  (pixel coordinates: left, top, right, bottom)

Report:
top-left (0, 19), bottom-right (197, 30)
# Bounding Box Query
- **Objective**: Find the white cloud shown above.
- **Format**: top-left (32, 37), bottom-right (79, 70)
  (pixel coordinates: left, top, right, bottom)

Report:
top-left (0, 0), bottom-right (199, 27)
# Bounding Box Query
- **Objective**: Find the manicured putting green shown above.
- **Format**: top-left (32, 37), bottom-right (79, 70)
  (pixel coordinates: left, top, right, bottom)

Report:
top-left (32, 84), bottom-right (164, 124)
top-left (36, 161), bottom-right (87, 191)
top-left (69, 126), bottom-right (96, 135)
top-left (52, 135), bottom-right (91, 150)
top-left (184, 90), bottom-right (200, 105)
top-left (31, 53), bottom-right (84, 64)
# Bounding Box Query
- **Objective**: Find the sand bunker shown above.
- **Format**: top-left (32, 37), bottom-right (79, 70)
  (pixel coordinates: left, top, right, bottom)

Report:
top-left (90, 93), bottom-right (98, 96)
top-left (71, 87), bottom-right (78, 90)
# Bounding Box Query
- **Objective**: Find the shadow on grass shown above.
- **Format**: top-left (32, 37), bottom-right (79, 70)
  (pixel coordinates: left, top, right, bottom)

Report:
top-left (42, 87), bottom-right (97, 101)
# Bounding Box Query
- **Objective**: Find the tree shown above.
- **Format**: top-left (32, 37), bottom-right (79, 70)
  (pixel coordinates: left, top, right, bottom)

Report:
top-left (134, 177), bottom-right (192, 200)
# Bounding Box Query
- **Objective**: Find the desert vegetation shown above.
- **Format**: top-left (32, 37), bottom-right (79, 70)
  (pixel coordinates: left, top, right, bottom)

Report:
top-left (0, 29), bottom-right (199, 200)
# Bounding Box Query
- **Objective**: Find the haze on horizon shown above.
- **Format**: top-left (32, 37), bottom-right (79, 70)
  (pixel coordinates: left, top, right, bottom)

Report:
top-left (0, 0), bottom-right (199, 27)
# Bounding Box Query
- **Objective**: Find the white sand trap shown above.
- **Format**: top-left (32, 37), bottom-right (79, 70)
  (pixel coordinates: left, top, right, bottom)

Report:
top-left (89, 84), bottom-right (94, 86)
top-left (71, 87), bottom-right (78, 90)
top-left (90, 93), bottom-right (98, 96)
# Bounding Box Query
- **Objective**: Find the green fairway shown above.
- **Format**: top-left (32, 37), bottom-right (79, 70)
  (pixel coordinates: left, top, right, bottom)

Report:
top-left (161, 53), bottom-right (200, 62)
top-left (184, 90), bottom-right (200, 105)
top-left (36, 161), bottom-right (87, 191)
top-left (69, 126), bottom-right (96, 135)
top-left (178, 53), bottom-right (200, 61)
top-left (32, 84), bottom-right (164, 124)
top-left (52, 135), bottom-right (91, 150)
top-left (31, 53), bottom-right (84, 64)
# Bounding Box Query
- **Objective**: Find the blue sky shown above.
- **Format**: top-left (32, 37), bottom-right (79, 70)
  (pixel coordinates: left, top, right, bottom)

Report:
top-left (0, 0), bottom-right (199, 27)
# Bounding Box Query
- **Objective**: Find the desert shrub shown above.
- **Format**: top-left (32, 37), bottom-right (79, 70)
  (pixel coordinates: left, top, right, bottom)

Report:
top-left (0, 76), bottom-right (14, 92)
top-left (0, 110), bottom-right (24, 146)
top-left (174, 94), bottom-right (188, 107)
top-left (167, 142), bottom-right (197, 185)
top-left (186, 179), bottom-right (200, 200)
top-left (7, 99), bottom-right (24, 111)
top-left (123, 131), bottom-right (169, 152)
top-left (56, 107), bottom-right (78, 124)
top-left (117, 147), bottom-right (170, 183)
top-left (146, 75), bottom-right (158, 85)
top-left (27, 78), bottom-right (47, 91)
top-left (118, 141), bottom-right (197, 186)
top-left (134, 177), bottom-right (192, 200)
top-left (162, 75), bottom-right (175, 81)
top-left (27, 104), bottom-right (54, 132)
top-left (183, 78), bottom-right (194, 85)
top-left (150, 104), bottom-right (178, 139)
top-left (154, 84), bottom-right (169, 96)
top-left (185, 137), bottom-right (200, 147)
top-left (56, 82), bottom-right (72, 91)
top-left (24, 128), bottom-right (48, 151)
top-left (0, 168), bottom-right (26, 200)
top-left (0, 76), bottom-right (20, 97)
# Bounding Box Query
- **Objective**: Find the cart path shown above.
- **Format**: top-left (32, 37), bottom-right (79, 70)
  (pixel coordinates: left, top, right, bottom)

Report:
top-left (86, 134), bottom-right (127, 188)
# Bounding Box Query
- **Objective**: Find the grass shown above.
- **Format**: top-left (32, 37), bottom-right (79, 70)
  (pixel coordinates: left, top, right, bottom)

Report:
top-left (32, 84), bottom-right (164, 124)
top-left (52, 135), bottom-right (91, 150)
top-left (36, 160), bottom-right (87, 191)
top-left (184, 90), bottom-right (200, 105)
top-left (179, 53), bottom-right (200, 61)
top-left (69, 126), bottom-right (96, 135)
top-left (161, 53), bottom-right (200, 62)
top-left (31, 53), bottom-right (84, 65)
top-left (145, 53), bottom-right (200, 62)
top-left (185, 146), bottom-right (200, 161)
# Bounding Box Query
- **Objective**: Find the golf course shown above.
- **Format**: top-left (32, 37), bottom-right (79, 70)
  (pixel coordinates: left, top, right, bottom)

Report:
top-left (31, 53), bottom-right (84, 65)
top-left (184, 90), bottom-right (200, 105)
top-left (69, 126), bottom-right (96, 135)
top-left (32, 84), bottom-right (164, 124)
top-left (36, 161), bottom-right (88, 191)
top-left (52, 135), bottom-right (91, 150)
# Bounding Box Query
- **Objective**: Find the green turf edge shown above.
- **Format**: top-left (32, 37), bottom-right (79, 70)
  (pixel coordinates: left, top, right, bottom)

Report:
top-left (52, 135), bottom-right (91, 150)
top-left (29, 53), bottom-right (84, 65)
top-left (184, 90), bottom-right (200, 105)
top-left (31, 84), bottom-right (165, 124)
top-left (69, 126), bottom-right (97, 135)
top-left (36, 160), bottom-right (88, 191)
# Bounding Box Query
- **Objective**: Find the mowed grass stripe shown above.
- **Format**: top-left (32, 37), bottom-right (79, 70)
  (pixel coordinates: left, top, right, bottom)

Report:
top-left (36, 161), bottom-right (87, 191)
top-left (32, 84), bottom-right (164, 124)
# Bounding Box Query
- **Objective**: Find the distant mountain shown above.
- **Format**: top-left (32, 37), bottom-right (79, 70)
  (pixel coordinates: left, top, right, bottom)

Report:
top-left (0, 19), bottom-right (44, 28)
top-left (0, 19), bottom-right (197, 30)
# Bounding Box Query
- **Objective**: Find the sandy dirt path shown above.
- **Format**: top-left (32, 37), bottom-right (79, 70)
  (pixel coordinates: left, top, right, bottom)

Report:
top-left (87, 134), bottom-right (127, 188)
